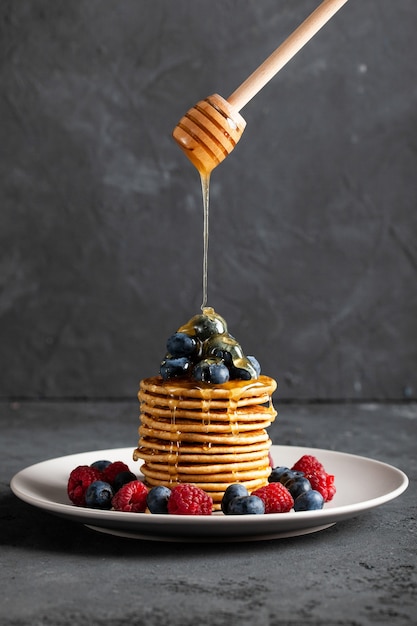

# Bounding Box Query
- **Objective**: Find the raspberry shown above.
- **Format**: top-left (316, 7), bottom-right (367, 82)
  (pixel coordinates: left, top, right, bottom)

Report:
top-left (291, 455), bottom-right (336, 502)
top-left (167, 484), bottom-right (213, 515)
top-left (101, 461), bottom-right (130, 486)
top-left (67, 465), bottom-right (102, 506)
top-left (252, 482), bottom-right (294, 513)
top-left (111, 480), bottom-right (148, 513)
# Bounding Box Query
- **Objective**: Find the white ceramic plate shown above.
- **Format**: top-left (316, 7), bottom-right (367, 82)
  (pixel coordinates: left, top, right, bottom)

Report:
top-left (10, 445), bottom-right (408, 542)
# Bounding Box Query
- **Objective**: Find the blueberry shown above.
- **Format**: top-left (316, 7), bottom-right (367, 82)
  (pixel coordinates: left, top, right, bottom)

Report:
top-left (192, 358), bottom-right (230, 384)
top-left (293, 490), bottom-right (324, 511)
top-left (226, 495), bottom-right (265, 515)
top-left (90, 460), bottom-right (112, 472)
top-left (229, 362), bottom-right (256, 380)
top-left (268, 466), bottom-right (304, 486)
top-left (147, 486), bottom-right (172, 514)
top-left (208, 334), bottom-right (244, 363)
top-left (210, 348), bottom-right (233, 367)
top-left (207, 336), bottom-right (257, 381)
top-left (221, 484), bottom-right (249, 514)
top-left (85, 480), bottom-right (114, 509)
top-left (285, 471), bottom-right (305, 484)
top-left (268, 466), bottom-right (292, 483)
top-left (228, 354), bottom-right (258, 381)
top-left (166, 332), bottom-right (198, 358)
top-left (247, 356), bottom-right (261, 377)
top-left (160, 356), bottom-right (191, 380)
top-left (286, 476), bottom-right (312, 500)
top-left (113, 471), bottom-right (137, 492)
top-left (178, 308), bottom-right (228, 341)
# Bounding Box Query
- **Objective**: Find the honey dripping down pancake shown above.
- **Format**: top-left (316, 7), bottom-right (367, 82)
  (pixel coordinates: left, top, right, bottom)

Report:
top-left (133, 308), bottom-right (277, 510)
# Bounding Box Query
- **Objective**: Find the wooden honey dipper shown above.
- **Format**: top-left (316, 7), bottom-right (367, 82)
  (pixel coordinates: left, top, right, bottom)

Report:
top-left (173, 0), bottom-right (349, 175)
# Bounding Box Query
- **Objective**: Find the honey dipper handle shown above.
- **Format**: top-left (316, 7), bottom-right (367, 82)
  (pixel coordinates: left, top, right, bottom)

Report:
top-left (227, 0), bottom-right (349, 111)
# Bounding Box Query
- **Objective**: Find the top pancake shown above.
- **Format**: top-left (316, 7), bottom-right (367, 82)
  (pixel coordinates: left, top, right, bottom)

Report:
top-left (139, 375), bottom-right (277, 408)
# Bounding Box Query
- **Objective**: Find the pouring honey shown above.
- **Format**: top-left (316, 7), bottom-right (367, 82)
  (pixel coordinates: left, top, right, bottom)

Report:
top-left (172, 0), bottom-right (349, 309)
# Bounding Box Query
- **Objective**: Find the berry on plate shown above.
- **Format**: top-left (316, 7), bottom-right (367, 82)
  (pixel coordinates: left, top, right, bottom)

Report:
top-left (226, 495), bottom-right (265, 515)
top-left (268, 466), bottom-right (304, 486)
top-left (286, 476), bottom-right (312, 500)
top-left (112, 480), bottom-right (149, 513)
top-left (293, 490), bottom-right (324, 511)
top-left (291, 455), bottom-right (336, 502)
top-left (67, 465), bottom-right (102, 507)
top-left (90, 460), bottom-right (112, 472)
top-left (167, 484), bottom-right (213, 515)
top-left (147, 486), bottom-right (172, 514)
top-left (101, 461), bottom-right (131, 486)
top-left (113, 471), bottom-right (137, 492)
top-left (221, 483), bottom-right (249, 514)
top-left (85, 480), bottom-right (114, 510)
top-left (252, 482), bottom-right (294, 513)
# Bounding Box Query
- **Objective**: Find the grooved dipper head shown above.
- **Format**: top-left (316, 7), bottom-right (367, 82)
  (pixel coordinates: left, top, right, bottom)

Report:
top-left (172, 94), bottom-right (246, 175)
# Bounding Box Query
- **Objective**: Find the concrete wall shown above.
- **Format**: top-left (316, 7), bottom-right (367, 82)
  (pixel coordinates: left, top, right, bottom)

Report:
top-left (1, 0), bottom-right (416, 400)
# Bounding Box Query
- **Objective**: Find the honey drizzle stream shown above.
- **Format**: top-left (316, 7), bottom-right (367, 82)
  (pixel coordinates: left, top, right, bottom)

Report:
top-left (200, 172), bottom-right (210, 310)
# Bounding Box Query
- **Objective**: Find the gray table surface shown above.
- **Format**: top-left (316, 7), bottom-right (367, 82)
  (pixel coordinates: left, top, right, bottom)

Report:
top-left (1, 400), bottom-right (416, 625)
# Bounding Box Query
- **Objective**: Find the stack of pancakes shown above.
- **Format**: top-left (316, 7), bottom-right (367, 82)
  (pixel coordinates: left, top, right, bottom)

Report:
top-left (133, 374), bottom-right (277, 510)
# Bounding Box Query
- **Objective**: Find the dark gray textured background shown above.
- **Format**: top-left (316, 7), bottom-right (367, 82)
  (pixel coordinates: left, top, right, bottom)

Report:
top-left (1, 0), bottom-right (416, 401)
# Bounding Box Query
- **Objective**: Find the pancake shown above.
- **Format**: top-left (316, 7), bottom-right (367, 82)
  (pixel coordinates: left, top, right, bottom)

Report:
top-left (139, 375), bottom-right (276, 409)
top-left (139, 401), bottom-right (273, 422)
top-left (141, 464), bottom-right (271, 483)
top-left (136, 446), bottom-right (268, 464)
top-left (139, 414), bottom-right (273, 434)
top-left (138, 425), bottom-right (270, 445)
top-left (136, 438), bottom-right (270, 456)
